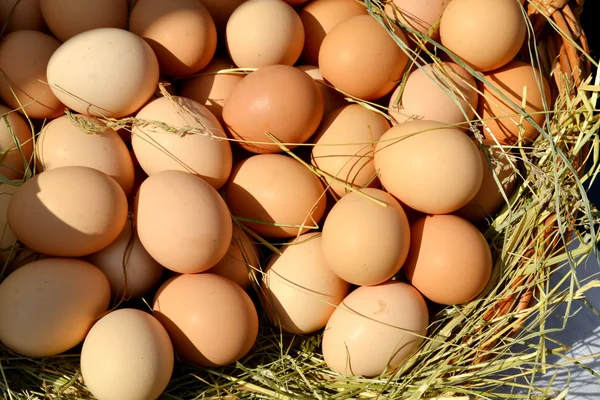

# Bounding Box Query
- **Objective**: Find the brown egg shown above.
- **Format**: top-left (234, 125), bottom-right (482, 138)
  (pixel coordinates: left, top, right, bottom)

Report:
top-left (322, 282), bottom-right (428, 377)
top-left (7, 166), bottom-right (128, 257)
top-left (404, 214), bottom-right (493, 305)
top-left (0, 258), bottom-right (110, 357)
top-left (86, 218), bottom-right (164, 300)
top-left (0, 182), bottom-right (19, 263)
top-left (319, 14), bottom-right (409, 101)
top-left (179, 58), bottom-right (244, 125)
top-left (374, 120), bottom-right (483, 214)
top-left (130, 0), bottom-right (217, 77)
top-left (0, 0), bottom-right (46, 33)
top-left (458, 147), bottom-right (517, 221)
top-left (209, 224), bottom-right (260, 290)
top-left (223, 65), bottom-right (324, 154)
top-left (0, 105), bottom-right (33, 180)
top-left (135, 170), bottom-right (232, 274)
top-left (311, 104), bottom-right (389, 198)
top-left (131, 96), bottom-right (232, 190)
top-left (224, 154), bottom-right (327, 238)
top-left (439, 0), bottom-right (526, 72)
top-left (153, 273), bottom-right (259, 367)
top-left (226, 0), bottom-right (304, 68)
top-left (36, 114), bottom-right (135, 195)
top-left (298, 0), bottom-right (368, 65)
top-left (321, 188), bottom-right (410, 286)
top-left (261, 232), bottom-right (350, 334)
top-left (388, 62), bottom-right (478, 127)
top-left (198, 0), bottom-right (245, 34)
top-left (479, 61), bottom-right (551, 145)
top-left (39, 0), bottom-right (128, 42)
top-left (384, 0), bottom-right (450, 38)
top-left (297, 65), bottom-right (347, 120)
top-left (0, 30), bottom-right (63, 119)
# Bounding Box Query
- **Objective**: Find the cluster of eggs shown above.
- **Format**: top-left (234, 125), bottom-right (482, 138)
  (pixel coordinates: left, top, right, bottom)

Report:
top-left (0, 0), bottom-right (551, 398)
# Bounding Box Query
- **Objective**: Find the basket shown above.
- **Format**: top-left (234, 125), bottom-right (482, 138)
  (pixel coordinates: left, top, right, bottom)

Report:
top-left (1, 0), bottom-right (599, 399)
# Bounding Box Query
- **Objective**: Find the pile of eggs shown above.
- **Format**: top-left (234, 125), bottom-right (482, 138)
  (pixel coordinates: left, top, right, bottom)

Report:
top-left (0, 0), bottom-right (550, 398)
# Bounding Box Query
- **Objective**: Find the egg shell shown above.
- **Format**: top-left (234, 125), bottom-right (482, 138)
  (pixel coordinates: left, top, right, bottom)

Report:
top-left (129, 0), bottom-right (217, 77)
top-left (0, 0), bottom-right (46, 33)
top-left (261, 232), bottom-right (350, 334)
top-left (298, 0), bottom-right (368, 66)
top-left (131, 96), bottom-right (232, 190)
top-left (388, 62), bottom-right (478, 127)
top-left (224, 154), bottom-right (327, 238)
top-left (384, 0), bottom-right (450, 38)
top-left (179, 58), bottom-right (244, 125)
top-left (135, 170), bottom-right (232, 274)
top-left (311, 104), bottom-right (390, 198)
top-left (36, 114), bottom-right (135, 195)
top-left (321, 188), bottom-right (410, 286)
top-left (46, 28), bottom-right (159, 118)
top-left (374, 120), bottom-right (483, 214)
top-left (7, 166), bottom-right (128, 257)
top-left (0, 258), bottom-right (110, 357)
top-left (404, 214), bottom-right (493, 305)
top-left (86, 218), bottom-right (164, 301)
top-left (222, 64), bottom-right (324, 154)
top-left (318, 14), bottom-right (409, 101)
top-left (0, 105), bottom-right (33, 180)
top-left (439, 0), bottom-right (526, 72)
top-left (209, 224), bottom-right (260, 290)
top-left (297, 65), bottom-right (347, 120)
top-left (198, 0), bottom-right (245, 34)
top-left (0, 182), bottom-right (19, 263)
top-left (0, 30), bottom-right (63, 119)
top-left (81, 309), bottom-right (174, 400)
top-left (152, 273), bottom-right (259, 367)
top-left (479, 61), bottom-right (551, 145)
top-left (322, 281), bottom-right (429, 377)
top-left (39, 0), bottom-right (127, 42)
top-left (226, 0), bottom-right (304, 68)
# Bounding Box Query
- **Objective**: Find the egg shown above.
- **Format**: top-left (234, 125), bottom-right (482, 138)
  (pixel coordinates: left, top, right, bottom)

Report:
top-left (0, 0), bottom-right (46, 33)
top-left (0, 30), bottom-right (63, 119)
top-left (226, 0), bottom-right (304, 68)
top-left (135, 170), bottom-right (232, 274)
top-left (131, 96), bottom-right (232, 190)
top-left (439, 0), bottom-right (526, 72)
top-left (261, 232), bottom-right (350, 334)
top-left (81, 309), bottom-right (174, 400)
top-left (179, 58), bottom-right (244, 125)
top-left (298, 0), bottom-right (368, 65)
top-left (198, 0), bottom-right (245, 34)
top-left (311, 104), bottom-right (390, 198)
top-left (224, 154), bottom-right (327, 238)
top-left (39, 0), bottom-right (128, 42)
top-left (153, 273), bottom-right (259, 367)
top-left (222, 65), bottom-right (323, 154)
top-left (0, 105), bottom-right (33, 180)
top-left (322, 281), bottom-right (428, 377)
top-left (297, 65), bottom-right (347, 120)
top-left (479, 61), bottom-right (551, 145)
top-left (388, 62), bottom-right (478, 127)
top-left (0, 182), bottom-right (19, 263)
top-left (209, 224), bottom-right (260, 290)
top-left (129, 0), bottom-right (217, 77)
top-left (36, 114), bottom-right (135, 195)
top-left (374, 120), bottom-right (483, 214)
top-left (319, 14), bottom-right (409, 101)
top-left (0, 258), bottom-right (110, 357)
top-left (7, 166), bottom-right (128, 257)
top-left (321, 188), bottom-right (410, 286)
top-left (86, 218), bottom-right (164, 301)
top-left (459, 147), bottom-right (518, 221)
top-left (46, 28), bottom-right (159, 118)
top-left (404, 215), bottom-right (493, 305)
top-left (384, 0), bottom-right (450, 38)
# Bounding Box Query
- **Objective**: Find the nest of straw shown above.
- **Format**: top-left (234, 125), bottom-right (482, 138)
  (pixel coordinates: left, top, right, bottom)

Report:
top-left (1, 0), bottom-right (600, 398)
